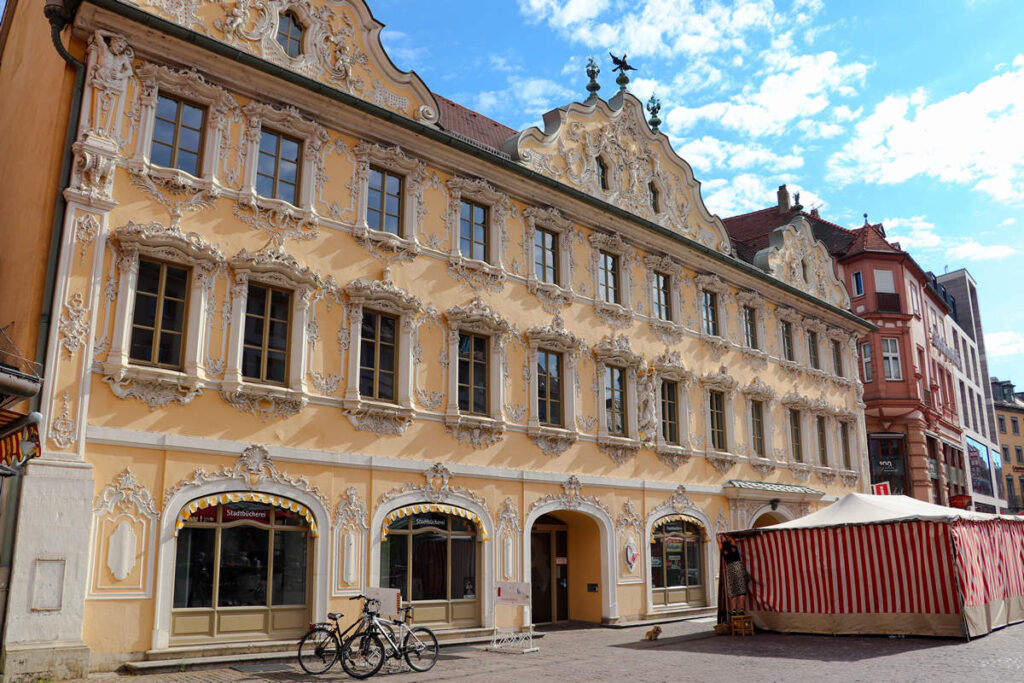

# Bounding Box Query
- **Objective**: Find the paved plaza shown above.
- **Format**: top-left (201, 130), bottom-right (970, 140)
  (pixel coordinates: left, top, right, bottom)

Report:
top-left (61, 617), bottom-right (1024, 683)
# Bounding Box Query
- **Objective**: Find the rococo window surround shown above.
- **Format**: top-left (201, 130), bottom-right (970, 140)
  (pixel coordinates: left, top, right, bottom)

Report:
top-left (352, 142), bottom-right (426, 263)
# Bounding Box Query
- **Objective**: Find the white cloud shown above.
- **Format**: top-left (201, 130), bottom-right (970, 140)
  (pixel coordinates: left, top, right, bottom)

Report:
top-left (833, 105), bottom-right (862, 122)
top-left (827, 55), bottom-right (1024, 202)
top-left (676, 136), bottom-right (803, 173)
top-left (985, 331), bottom-right (1024, 357)
top-left (998, 217), bottom-right (1017, 227)
top-left (473, 77), bottom-right (574, 123)
top-left (797, 119), bottom-right (844, 139)
top-left (945, 239), bottom-right (1017, 261)
top-left (379, 30), bottom-right (429, 69)
top-left (700, 174), bottom-right (824, 217)
top-left (882, 215), bottom-right (943, 250)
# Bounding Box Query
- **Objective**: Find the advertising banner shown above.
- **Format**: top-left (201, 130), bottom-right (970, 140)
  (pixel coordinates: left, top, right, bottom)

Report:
top-left (363, 587), bottom-right (402, 618)
top-left (496, 581), bottom-right (531, 605)
top-left (967, 437), bottom-right (993, 498)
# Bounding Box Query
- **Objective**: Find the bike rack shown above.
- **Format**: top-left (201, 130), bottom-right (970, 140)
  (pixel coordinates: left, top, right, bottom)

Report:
top-left (486, 626), bottom-right (539, 654)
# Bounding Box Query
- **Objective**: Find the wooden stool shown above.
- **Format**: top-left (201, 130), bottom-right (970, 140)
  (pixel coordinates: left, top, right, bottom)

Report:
top-left (730, 614), bottom-right (754, 636)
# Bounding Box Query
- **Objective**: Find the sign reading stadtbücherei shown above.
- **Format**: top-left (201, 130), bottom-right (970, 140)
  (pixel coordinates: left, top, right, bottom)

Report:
top-left (363, 587), bottom-right (402, 618)
top-left (496, 581), bottom-right (531, 605)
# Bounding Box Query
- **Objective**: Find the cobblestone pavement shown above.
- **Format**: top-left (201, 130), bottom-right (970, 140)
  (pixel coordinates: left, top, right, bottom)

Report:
top-left (63, 617), bottom-right (1024, 683)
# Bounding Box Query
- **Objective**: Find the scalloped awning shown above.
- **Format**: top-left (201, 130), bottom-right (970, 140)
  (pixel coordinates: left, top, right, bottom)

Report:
top-left (0, 411), bottom-right (39, 470)
top-left (382, 503), bottom-right (489, 542)
top-left (651, 514), bottom-right (707, 539)
top-left (175, 492), bottom-right (318, 537)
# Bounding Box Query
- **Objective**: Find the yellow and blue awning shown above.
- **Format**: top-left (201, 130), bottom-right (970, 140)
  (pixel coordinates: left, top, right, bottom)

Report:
top-left (381, 502), bottom-right (489, 541)
top-left (175, 491), bottom-right (318, 537)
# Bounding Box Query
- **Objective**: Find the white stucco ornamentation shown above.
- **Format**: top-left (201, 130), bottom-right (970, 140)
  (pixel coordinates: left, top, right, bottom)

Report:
top-left (58, 292), bottom-right (90, 358)
top-left (92, 469), bottom-right (160, 595)
top-left (376, 463), bottom-right (487, 511)
top-left (646, 486), bottom-right (705, 528)
top-left (107, 521), bottom-right (137, 582)
top-left (444, 177), bottom-right (512, 291)
top-left (333, 487), bottom-right (368, 593)
top-left (351, 142), bottom-right (425, 263)
top-left (530, 475), bottom-right (610, 516)
top-left (616, 499), bottom-right (643, 535)
top-left (754, 215), bottom-right (851, 309)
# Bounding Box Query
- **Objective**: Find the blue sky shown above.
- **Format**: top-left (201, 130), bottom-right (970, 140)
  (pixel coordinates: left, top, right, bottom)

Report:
top-left (369, 0), bottom-right (1024, 384)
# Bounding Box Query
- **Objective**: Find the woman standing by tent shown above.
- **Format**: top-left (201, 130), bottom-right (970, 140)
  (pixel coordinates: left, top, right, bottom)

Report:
top-left (720, 534), bottom-right (749, 615)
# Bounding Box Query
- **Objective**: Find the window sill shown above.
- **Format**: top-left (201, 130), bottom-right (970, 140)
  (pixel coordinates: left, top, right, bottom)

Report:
top-left (529, 279), bottom-right (573, 310)
top-left (654, 441), bottom-right (692, 469)
top-left (448, 254), bottom-right (505, 291)
top-left (352, 223), bottom-right (420, 263)
top-left (127, 159), bottom-right (220, 198)
top-left (595, 300), bottom-right (633, 327)
top-left (444, 412), bottom-right (505, 449)
top-left (528, 424), bottom-right (578, 457)
top-left (650, 318), bottom-right (685, 344)
top-left (342, 397), bottom-right (414, 435)
top-left (100, 363), bottom-right (203, 409)
top-left (699, 334), bottom-right (729, 361)
top-left (220, 380), bottom-right (308, 420)
top-left (598, 434), bottom-right (641, 465)
top-left (749, 456), bottom-right (776, 478)
top-left (815, 468), bottom-right (838, 485)
top-left (236, 193), bottom-right (319, 240)
top-left (704, 450), bottom-right (738, 474)
top-left (788, 462), bottom-right (813, 481)
top-left (838, 469), bottom-right (860, 487)
top-left (739, 346), bottom-right (767, 367)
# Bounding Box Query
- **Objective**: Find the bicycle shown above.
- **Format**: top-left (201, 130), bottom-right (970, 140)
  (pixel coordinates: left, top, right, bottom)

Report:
top-left (297, 606), bottom-right (366, 675)
top-left (340, 596), bottom-right (439, 679)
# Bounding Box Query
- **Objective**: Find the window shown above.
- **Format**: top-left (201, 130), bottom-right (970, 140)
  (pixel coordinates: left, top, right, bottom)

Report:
top-left (649, 182), bottom-right (660, 213)
top-left (257, 129), bottom-right (300, 205)
top-left (1017, 446), bottom-right (1023, 464)
top-left (816, 415), bottom-right (828, 466)
top-left (596, 157), bottom-right (608, 190)
top-left (652, 272), bottom-right (672, 321)
top-left (381, 512), bottom-right (478, 604)
top-left (537, 350), bottom-right (563, 427)
top-left (534, 228), bottom-right (559, 285)
top-left (1013, 417), bottom-right (1020, 435)
top-left (742, 306), bottom-right (758, 349)
top-left (999, 415), bottom-right (1006, 433)
top-left (242, 284), bottom-right (290, 385)
top-left (861, 342), bottom-right (873, 382)
top-left (129, 259), bottom-right (189, 369)
top-left (276, 12), bottom-right (304, 57)
top-left (709, 390), bottom-right (727, 451)
top-left (781, 321), bottom-right (795, 361)
top-left (358, 310), bottom-right (397, 402)
top-left (852, 271), bottom-right (864, 297)
top-left (832, 339), bottom-right (844, 377)
top-left (790, 409), bottom-right (803, 462)
top-left (909, 284), bottom-right (921, 315)
top-left (750, 400), bottom-right (765, 457)
top-left (661, 380), bottom-right (679, 444)
top-left (881, 338), bottom-right (902, 381)
top-left (702, 290), bottom-right (719, 336)
top-left (1003, 445), bottom-right (1010, 464)
top-left (807, 330), bottom-right (820, 370)
top-left (605, 366), bottom-right (627, 436)
top-left (457, 333), bottom-right (488, 415)
top-left (840, 422), bottom-right (852, 470)
top-left (650, 520), bottom-right (704, 596)
top-left (598, 250), bottom-right (620, 304)
top-left (367, 167), bottom-right (403, 235)
top-left (874, 269), bottom-right (896, 293)
top-left (459, 200), bottom-right (489, 262)
top-left (151, 94), bottom-right (204, 176)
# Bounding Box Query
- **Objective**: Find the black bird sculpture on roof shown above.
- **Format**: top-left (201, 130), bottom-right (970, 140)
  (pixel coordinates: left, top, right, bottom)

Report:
top-left (609, 52), bottom-right (636, 73)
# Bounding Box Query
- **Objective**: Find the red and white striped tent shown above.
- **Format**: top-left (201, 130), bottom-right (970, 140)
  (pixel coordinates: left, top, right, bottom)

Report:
top-left (725, 493), bottom-right (1024, 638)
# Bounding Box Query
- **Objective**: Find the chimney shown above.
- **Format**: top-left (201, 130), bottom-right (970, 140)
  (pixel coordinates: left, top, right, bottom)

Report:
top-left (777, 185), bottom-right (791, 214)
top-left (810, 208), bottom-right (819, 218)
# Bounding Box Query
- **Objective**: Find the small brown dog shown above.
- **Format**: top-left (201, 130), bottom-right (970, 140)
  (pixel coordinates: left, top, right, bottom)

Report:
top-left (644, 625), bottom-right (662, 641)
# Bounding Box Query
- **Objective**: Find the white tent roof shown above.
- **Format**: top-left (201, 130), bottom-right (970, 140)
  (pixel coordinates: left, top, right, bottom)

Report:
top-left (766, 492), bottom-right (998, 530)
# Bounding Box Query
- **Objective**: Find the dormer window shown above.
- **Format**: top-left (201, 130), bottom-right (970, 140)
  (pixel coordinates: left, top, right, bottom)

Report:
top-left (597, 157), bottom-right (609, 191)
top-left (649, 182), bottom-right (660, 213)
top-left (277, 12), bottom-right (304, 58)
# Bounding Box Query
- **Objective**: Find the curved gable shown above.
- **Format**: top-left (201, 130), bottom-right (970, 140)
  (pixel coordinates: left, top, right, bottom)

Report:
top-left (754, 216), bottom-right (851, 309)
top-left (132, 0), bottom-right (439, 125)
top-left (504, 92), bottom-right (731, 255)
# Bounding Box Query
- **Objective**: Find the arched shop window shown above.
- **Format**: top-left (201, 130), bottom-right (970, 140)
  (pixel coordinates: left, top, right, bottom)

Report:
top-left (650, 516), bottom-right (706, 607)
top-left (173, 493), bottom-right (316, 614)
top-left (380, 506), bottom-right (485, 607)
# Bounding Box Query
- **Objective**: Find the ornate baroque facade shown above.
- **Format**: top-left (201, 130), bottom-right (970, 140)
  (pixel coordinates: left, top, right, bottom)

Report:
top-left (0, 0), bottom-right (870, 678)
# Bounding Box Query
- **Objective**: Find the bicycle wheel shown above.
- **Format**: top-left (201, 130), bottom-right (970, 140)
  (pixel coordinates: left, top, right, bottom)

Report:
top-left (341, 631), bottom-right (386, 679)
top-left (297, 627), bottom-right (338, 675)
top-left (403, 626), bottom-right (439, 672)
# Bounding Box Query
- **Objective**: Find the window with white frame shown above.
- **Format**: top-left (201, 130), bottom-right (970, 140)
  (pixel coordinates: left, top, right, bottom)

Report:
top-left (150, 94), bottom-right (205, 177)
top-left (777, 312), bottom-right (799, 363)
top-left (446, 177), bottom-right (510, 286)
top-left (807, 330), bottom-right (820, 369)
top-left (592, 337), bottom-right (641, 459)
top-left (537, 349), bottom-right (563, 427)
top-left (352, 143), bottom-right (425, 259)
top-left (702, 290), bottom-right (720, 337)
top-left (701, 369), bottom-right (737, 454)
top-left (523, 206), bottom-right (575, 309)
top-left (604, 365), bottom-right (627, 436)
top-left (789, 409), bottom-right (804, 463)
top-left (276, 11), bottom-right (304, 58)
top-left (653, 352), bottom-right (693, 460)
top-left (816, 415), bottom-right (829, 466)
top-left (881, 338), bottom-right (902, 381)
top-left (242, 283), bottom-right (291, 385)
top-left (852, 271), bottom-right (864, 297)
top-left (652, 271), bottom-right (672, 321)
top-left (661, 380), bottom-right (679, 444)
top-left (526, 319), bottom-right (584, 455)
top-left (129, 259), bottom-right (190, 370)
top-left (535, 228), bottom-right (559, 285)
top-left (831, 339), bottom-right (845, 377)
top-left (742, 306), bottom-right (758, 349)
top-left (589, 232), bottom-right (633, 323)
top-left (909, 283), bottom-right (921, 315)
top-left (840, 421), bottom-right (852, 470)
top-left (241, 102), bottom-right (326, 213)
top-left (861, 342), bottom-right (873, 382)
top-left (709, 391), bottom-right (727, 451)
top-left (596, 156), bottom-right (609, 191)
top-left (598, 250), bottom-right (620, 304)
top-left (750, 400), bottom-right (766, 457)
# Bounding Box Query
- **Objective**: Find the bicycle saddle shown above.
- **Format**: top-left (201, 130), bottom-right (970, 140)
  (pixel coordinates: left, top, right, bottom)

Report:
top-left (327, 612), bottom-right (343, 620)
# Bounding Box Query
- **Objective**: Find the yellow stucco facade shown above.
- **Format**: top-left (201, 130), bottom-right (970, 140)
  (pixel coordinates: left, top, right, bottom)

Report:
top-left (0, 0), bottom-right (872, 677)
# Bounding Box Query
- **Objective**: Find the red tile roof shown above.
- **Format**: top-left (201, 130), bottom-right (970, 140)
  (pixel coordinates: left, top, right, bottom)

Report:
top-left (434, 94), bottom-right (518, 153)
top-left (844, 223), bottom-right (902, 257)
top-left (722, 206), bottom-right (858, 263)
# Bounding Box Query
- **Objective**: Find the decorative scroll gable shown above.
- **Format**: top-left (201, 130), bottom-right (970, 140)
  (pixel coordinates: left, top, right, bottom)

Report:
top-left (754, 216), bottom-right (851, 309)
top-left (132, 0), bottom-right (439, 126)
top-left (504, 91), bottom-right (731, 254)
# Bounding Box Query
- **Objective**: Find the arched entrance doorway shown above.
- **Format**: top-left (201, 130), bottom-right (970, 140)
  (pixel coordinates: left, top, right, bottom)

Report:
top-left (528, 510), bottom-right (604, 624)
top-left (170, 492), bottom-right (316, 644)
top-left (752, 511), bottom-right (785, 528)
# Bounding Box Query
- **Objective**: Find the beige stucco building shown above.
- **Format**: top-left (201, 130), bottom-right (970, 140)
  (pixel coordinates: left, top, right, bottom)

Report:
top-left (0, 0), bottom-right (871, 678)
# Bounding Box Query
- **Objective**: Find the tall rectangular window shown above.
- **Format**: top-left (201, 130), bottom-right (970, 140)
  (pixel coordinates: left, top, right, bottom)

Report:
top-left (832, 340), bottom-right (844, 377)
top-left (861, 342), bottom-right (873, 382)
top-left (243, 284), bottom-right (290, 384)
top-left (598, 250), bottom-right (620, 304)
top-left (709, 390), bottom-right (727, 451)
top-left (702, 290), bottom-right (719, 336)
top-left (750, 400), bottom-right (765, 457)
top-left (537, 350), bottom-right (562, 427)
top-left (459, 200), bottom-right (489, 262)
top-left (534, 228), bottom-right (559, 285)
top-left (605, 366), bottom-right (627, 436)
top-left (840, 421), bottom-right (852, 470)
top-left (743, 306), bottom-right (758, 349)
top-left (790, 409), bottom-right (803, 462)
top-left (652, 272), bottom-right (671, 321)
top-left (151, 94), bottom-right (205, 176)
top-left (1017, 446), bottom-right (1023, 464)
top-left (257, 129), bottom-right (300, 205)
top-left (1003, 445), bottom-right (1010, 463)
top-left (816, 415), bottom-right (828, 466)
top-left (807, 330), bottom-right (820, 369)
top-left (852, 271), bottom-right (864, 297)
top-left (781, 321), bottom-right (795, 361)
top-left (358, 310), bottom-right (397, 401)
top-left (130, 259), bottom-right (189, 369)
top-left (457, 332), bottom-right (488, 415)
top-left (1013, 417), bottom-right (1020, 435)
top-left (367, 167), bottom-right (402, 235)
top-left (661, 380), bottom-right (678, 444)
top-left (881, 338), bottom-right (902, 380)
top-left (999, 415), bottom-right (1006, 433)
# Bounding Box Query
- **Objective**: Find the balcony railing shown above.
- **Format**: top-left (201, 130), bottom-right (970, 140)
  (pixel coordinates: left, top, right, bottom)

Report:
top-left (875, 292), bottom-right (902, 313)
top-left (0, 324), bottom-right (43, 411)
